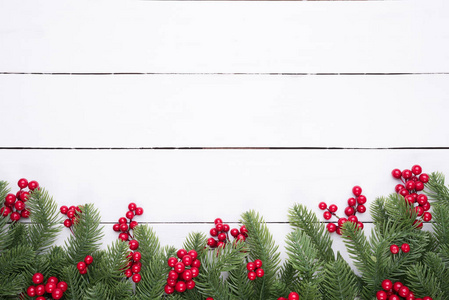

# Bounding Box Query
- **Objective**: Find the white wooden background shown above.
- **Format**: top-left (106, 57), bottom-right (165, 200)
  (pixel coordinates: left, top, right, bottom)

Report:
top-left (1, 0), bottom-right (449, 267)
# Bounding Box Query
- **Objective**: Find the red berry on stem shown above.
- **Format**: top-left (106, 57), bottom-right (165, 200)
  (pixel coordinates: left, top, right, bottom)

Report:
top-left (28, 180), bottom-right (39, 190)
top-left (32, 273), bottom-right (44, 284)
top-left (382, 279), bottom-right (393, 291)
top-left (398, 286), bottom-right (410, 297)
top-left (218, 232), bottom-right (227, 241)
top-left (77, 261), bottom-right (87, 271)
top-left (347, 198), bottom-right (357, 206)
top-left (327, 223), bottom-right (337, 233)
top-left (168, 270), bottom-right (178, 280)
top-left (230, 228), bottom-right (239, 237)
top-left (216, 223), bottom-right (223, 231)
top-left (422, 202), bottom-right (431, 211)
top-left (182, 254), bottom-right (193, 266)
top-left (405, 195), bottom-right (415, 205)
top-left (399, 189), bottom-right (409, 197)
top-left (18, 178), bottom-right (28, 189)
top-left (417, 194), bottom-right (428, 205)
top-left (5, 193), bottom-right (16, 203)
top-left (133, 252), bottom-right (142, 262)
top-left (419, 173), bottom-right (429, 183)
top-left (79, 268), bottom-right (87, 274)
top-left (118, 232), bottom-right (129, 241)
top-left (401, 243), bottom-right (410, 253)
top-left (67, 210), bottom-right (75, 219)
top-left (376, 291), bottom-right (387, 300)
top-left (129, 220), bottom-right (138, 229)
top-left (27, 286), bottom-right (36, 297)
top-left (256, 268), bottom-right (265, 277)
top-left (414, 219), bottom-right (424, 229)
top-left (255, 259), bottom-right (263, 268)
top-left (357, 222), bottom-right (364, 230)
top-left (118, 217), bottom-right (127, 224)
top-left (191, 259), bottom-right (201, 268)
top-left (345, 206), bottom-right (355, 216)
top-left (47, 276), bottom-right (58, 284)
top-left (318, 202), bottom-right (327, 210)
top-left (210, 228), bottom-right (218, 236)
top-left (402, 169), bottom-right (413, 179)
top-left (164, 285), bottom-right (175, 294)
top-left (182, 269), bottom-right (193, 281)
top-left (132, 263), bottom-right (141, 273)
top-left (1, 206), bottom-right (11, 217)
top-left (174, 262), bottom-right (185, 273)
top-left (126, 211), bottom-right (134, 220)
top-left (223, 224), bottom-right (230, 232)
top-left (36, 297), bottom-right (46, 300)
top-left (248, 271), bottom-right (257, 280)
top-left (328, 204), bottom-right (338, 213)
top-left (207, 237), bottom-right (217, 247)
top-left (357, 205), bottom-right (366, 213)
top-left (35, 285), bottom-right (45, 296)
top-left (128, 202), bottom-right (137, 211)
top-left (323, 211), bottom-right (332, 220)
top-left (395, 184), bottom-right (405, 193)
top-left (415, 181), bottom-right (424, 191)
top-left (132, 273), bottom-right (141, 283)
top-left (52, 288), bottom-right (63, 300)
top-left (177, 248), bottom-right (187, 258)
top-left (389, 295), bottom-right (400, 300)
top-left (415, 206), bottom-right (424, 216)
top-left (392, 169), bottom-right (402, 179)
top-left (247, 262), bottom-right (256, 271)
top-left (129, 240), bottom-right (139, 250)
top-left (405, 181), bottom-right (416, 191)
top-left (45, 282), bottom-right (56, 293)
top-left (120, 223), bottom-right (128, 232)
top-left (357, 195), bottom-right (367, 205)
top-left (352, 186), bottom-right (362, 196)
top-left (288, 292), bottom-right (300, 300)
top-left (214, 218), bottom-right (222, 224)
top-left (113, 223), bottom-right (120, 232)
top-left (85, 255), bottom-right (93, 265)
top-left (348, 215), bottom-right (358, 223)
top-left (338, 218), bottom-right (348, 227)
top-left (21, 209), bottom-right (30, 218)
top-left (390, 244), bottom-right (399, 254)
top-left (20, 191), bottom-right (30, 201)
top-left (175, 281), bottom-right (187, 293)
top-left (240, 225), bottom-right (248, 235)
top-left (60, 206), bottom-right (69, 214)
top-left (135, 207), bottom-right (144, 215)
top-left (124, 269), bottom-right (133, 278)
top-left (412, 165), bottom-right (422, 175)
top-left (10, 212), bottom-right (20, 221)
top-left (190, 266), bottom-right (199, 277)
top-left (393, 282), bottom-right (403, 292)
top-left (423, 212), bottom-right (432, 222)
top-left (188, 250), bottom-right (198, 260)
top-left (186, 280), bottom-right (196, 290)
top-left (57, 281), bottom-right (68, 292)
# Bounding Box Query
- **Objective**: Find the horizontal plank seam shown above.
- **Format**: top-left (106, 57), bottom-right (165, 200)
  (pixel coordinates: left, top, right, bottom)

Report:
top-left (1, 147), bottom-right (449, 150)
top-left (9, 221), bottom-right (381, 225)
top-left (1, 72), bottom-right (449, 76)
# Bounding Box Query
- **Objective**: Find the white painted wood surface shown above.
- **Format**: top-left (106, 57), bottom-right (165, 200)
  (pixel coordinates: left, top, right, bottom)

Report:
top-left (1, 0), bottom-right (449, 267)
top-left (0, 0), bottom-right (448, 73)
top-left (1, 75), bottom-right (449, 147)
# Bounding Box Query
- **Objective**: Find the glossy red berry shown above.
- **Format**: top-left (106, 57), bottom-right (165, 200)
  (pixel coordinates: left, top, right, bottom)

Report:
top-left (398, 286), bottom-right (410, 297)
top-left (18, 178), bottom-right (28, 189)
top-left (182, 254), bottom-right (192, 266)
top-left (45, 282), bottom-right (56, 293)
top-left (323, 211), bottom-right (332, 220)
top-left (348, 215), bottom-right (358, 223)
top-left (36, 297), bottom-right (46, 300)
top-left (214, 218), bottom-right (223, 224)
top-left (405, 181), bottom-right (416, 191)
top-left (66, 210), bottom-right (75, 219)
top-left (47, 276), bottom-right (58, 284)
top-left (357, 195), bottom-right (367, 205)
top-left (240, 225), bottom-right (248, 235)
top-left (222, 223), bottom-right (230, 232)
top-left (357, 205), bottom-right (366, 213)
top-left (344, 206), bottom-right (355, 216)
top-left (10, 212), bottom-right (20, 221)
top-left (402, 169), bottom-right (413, 179)
top-left (423, 212), bottom-right (432, 222)
top-left (288, 292), bottom-right (300, 300)
top-left (57, 281), bottom-right (68, 292)
top-left (401, 243), bottom-right (410, 253)
top-left (216, 223), bottom-right (223, 231)
top-left (129, 240), bottom-right (139, 250)
top-left (411, 165), bottom-right (422, 175)
top-left (175, 281), bottom-right (187, 292)
top-left (256, 268), bottom-right (264, 277)
top-left (28, 180), bottom-right (39, 190)
top-left (35, 284), bottom-right (45, 296)
top-left (20, 191), bottom-right (30, 201)
top-left (52, 288), bottom-right (63, 300)
top-left (113, 223), bottom-right (120, 231)
top-left (129, 220), bottom-right (138, 229)
top-left (417, 194), bottom-right (428, 205)
top-left (187, 250), bottom-right (198, 260)
top-left (118, 217), bottom-right (127, 224)
top-left (126, 211), bottom-right (134, 220)
top-left (390, 244), bottom-right (399, 254)
top-left (422, 297), bottom-right (433, 300)
top-left (389, 295), bottom-right (400, 300)
top-left (338, 218), bottom-right (347, 227)
top-left (177, 248), bottom-right (187, 258)
top-left (395, 184), bottom-right (405, 193)
top-left (393, 282), bottom-right (403, 292)
top-left (328, 204), bottom-right (338, 213)
top-left (190, 266), bottom-right (199, 277)
top-left (347, 198), bottom-right (357, 206)
top-left (191, 259), bottom-right (201, 268)
top-left (419, 173), bottom-right (429, 183)
top-left (164, 284), bottom-right (175, 294)
top-left (248, 271), bottom-right (257, 280)
top-left (318, 202), bottom-right (327, 210)
top-left (352, 186), bottom-right (362, 196)
top-left (132, 273), bottom-right (141, 283)
top-left (84, 255), bottom-right (93, 265)
top-left (399, 189), bottom-right (409, 197)
top-left (118, 232), bottom-right (129, 241)
top-left (119, 223), bottom-right (128, 232)
top-left (230, 228), bottom-right (239, 237)
top-left (27, 286), bottom-right (36, 297)
top-left (392, 169), bottom-right (402, 179)
top-left (422, 202), bottom-right (431, 211)
top-left (415, 206), bottom-right (424, 216)
top-left (186, 280), bottom-right (196, 290)
top-left (4, 194), bottom-right (16, 206)
top-left (124, 269), bottom-right (133, 278)
top-left (357, 222), bottom-right (364, 230)
top-left (376, 291), bottom-right (387, 300)
top-left (182, 269), bottom-right (193, 281)
top-left (207, 237), bottom-right (217, 247)
top-left (210, 228), bottom-right (218, 236)
top-left (327, 223), bottom-right (337, 233)
top-left (132, 252), bottom-right (141, 262)
top-left (128, 202), bottom-right (137, 211)
top-left (415, 181), bottom-right (424, 191)
top-left (247, 262), bottom-right (256, 271)
top-left (382, 279), bottom-right (393, 291)
top-left (60, 206), bottom-right (69, 214)
top-left (218, 232), bottom-right (227, 241)
top-left (32, 273), bottom-right (44, 284)
top-left (405, 195), bottom-right (415, 205)
top-left (174, 262), bottom-right (185, 273)
top-left (254, 259), bottom-right (262, 268)
top-left (1, 206), bottom-right (11, 217)
top-left (77, 261), bottom-right (87, 271)
top-left (135, 207), bottom-right (144, 215)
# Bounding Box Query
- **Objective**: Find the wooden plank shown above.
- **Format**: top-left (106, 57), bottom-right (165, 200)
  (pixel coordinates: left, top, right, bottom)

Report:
top-left (0, 1), bottom-right (448, 73)
top-left (0, 149), bottom-right (447, 222)
top-left (1, 74), bottom-right (448, 148)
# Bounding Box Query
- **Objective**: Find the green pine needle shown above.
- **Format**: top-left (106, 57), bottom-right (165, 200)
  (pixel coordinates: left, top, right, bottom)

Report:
top-left (322, 252), bottom-right (360, 300)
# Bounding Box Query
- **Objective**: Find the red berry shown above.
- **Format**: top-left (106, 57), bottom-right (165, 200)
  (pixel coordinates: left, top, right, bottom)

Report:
top-left (405, 181), bottom-right (416, 191)
top-left (327, 223), bottom-right (337, 233)
top-left (124, 269), bottom-right (132, 278)
top-left (357, 195), bottom-right (367, 205)
top-left (256, 268), bottom-right (264, 277)
top-left (214, 218), bottom-right (222, 224)
top-left (398, 286), bottom-right (410, 297)
top-left (168, 270), bottom-right (178, 280)
top-left (210, 228), bottom-right (218, 236)
top-left (412, 165), bottom-right (422, 175)
top-left (248, 271), bottom-right (257, 280)
top-left (254, 259), bottom-right (262, 268)
top-left (357, 205), bottom-right (366, 213)
top-left (1, 206), bottom-right (11, 217)
top-left (120, 223), bottom-right (128, 232)
top-left (28, 180), bottom-right (39, 190)
top-left (393, 282), bottom-right (403, 292)
top-left (129, 220), bottom-right (138, 229)
top-left (399, 189), bottom-right (409, 197)
top-left (357, 222), bottom-right (364, 230)
top-left (230, 228), bottom-right (239, 237)
top-left (323, 211), bottom-right (332, 220)
top-left (419, 173), bottom-right (429, 183)
top-left (392, 169), bottom-right (402, 179)
top-left (389, 295), bottom-right (400, 300)
top-left (395, 184), bottom-right (405, 193)
top-left (77, 261), bottom-right (87, 271)
top-left (376, 291), bottom-right (388, 300)
top-left (218, 232), bottom-right (227, 241)
top-left (345, 206), bottom-right (355, 216)
top-left (423, 297), bottom-right (433, 300)
top-left (423, 212), bottom-right (432, 222)
top-left (47, 276), bottom-right (58, 284)
top-left (175, 281), bottom-right (187, 292)
top-left (401, 243), bottom-right (410, 253)
top-left (182, 269), bottom-right (193, 281)
top-left (318, 202), bottom-right (327, 210)
top-left (382, 279), bottom-right (393, 291)
top-left (186, 280), bottom-right (195, 290)
top-left (390, 244), bottom-right (399, 254)
top-left (60, 206), bottom-right (69, 214)
top-left (67, 210), bottom-right (75, 219)
top-left (190, 266), bottom-right (199, 277)
top-left (348, 215), bottom-right (358, 223)
top-left (414, 219), bottom-right (424, 229)
top-left (126, 211), bottom-right (134, 220)
top-left (352, 186), bottom-right (362, 196)
top-left (79, 268), bottom-right (87, 274)
top-left (113, 223), bottom-right (120, 231)
top-left (129, 240), bottom-right (139, 250)
top-left (240, 225), bottom-right (248, 235)
top-left (405, 195), bottom-right (415, 205)
top-left (187, 250), bottom-right (198, 260)
top-left (174, 262), bottom-right (185, 273)
top-left (18, 178), bottom-right (28, 189)
top-left (328, 204), bottom-right (338, 213)
top-left (236, 234), bottom-right (246, 242)
top-left (216, 223), bottom-right (223, 231)
top-left (417, 194), bottom-right (428, 205)
top-left (57, 281), bottom-right (68, 292)
top-left (415, 206), bottom-right (424, 216)
top-left (135, 207), bottom-right (144, 215)
top-left (118, 217), bottom-right (127, 224)
top-left (10, 212), bottom-right (20, 221)
top-left (52, 288), bottom-right (63, 300)
top-left (32, 273), bottom-right (44, 284)
top-left (288, 292), bottom-right (300, 300)
top-left (415, 181), bottom-right (424, 191)
top-left (128, 202), bottom-right (137, 211)
top-left (45, 282), bottom-right (56, 293)
top-left (182, 254), bottom-right (192, 266)
top-left (191, 259), bottom-right (201, 268)
top-left (403, 170), bottom-right (413, 179)
top-left (118, 232), bottom-right (129, 241)
top-left (20, 191), bottom-right (30, 201)
top-left (35, 284), bottom-right (45, 296)
top-left (132, 263), bottom-right (141, 273)
top-left (177, 249), bottom-right (187, 259)
top-left (247, 262), bottom-right (256, 271)
top-left (84, 255), bottom-right (93, 265)
top-left (422, 202), bottom-right (431, 211)
top-left (164, 284), bottom-right (175, 294)
top-left (207, 237), bottom-right (217, 248)
top-left (132, 252), bottom-right (142, 262)
top-left (132, 273), bottom-right (141, 283)
top-left (36, 297), bottom-right (46, 300)
top-left (347, 198), bottom-right (357, 206)
top-left (27, 286), bottom-right (36, 297)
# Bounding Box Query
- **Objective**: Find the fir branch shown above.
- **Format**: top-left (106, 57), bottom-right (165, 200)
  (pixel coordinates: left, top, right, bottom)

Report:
top-left (62, 264), bottom-right (89, 300)
top-left (228, 262), bottom-right (254, 300)
top-left (0, 245), bottom-right (35, 298)
top-left (322, 253), bottom-right (360, 300)
top-left (422, 252), bottom-right (449, 298)
top-left (41, 246), bottom-right (69, 280)
top-left (297, 281), bottom-right (322, 300)
top-left (241, 210), bottom-right (281, 299)
top-left (0, 181), bottom-right (11, 252)
top-left (3, 222), bottom-right (28, 250)
top-left (371, 196), bottom-right (391, 236)
top-left (275, 261), bottom-right (299, 297)
top-left (288, 204), bottom-right (334, 262)
top-left (65, 203), bottom-right (103, 264)
top-left (182, 232), bottom-right (207, 255)
top-left (431, 203), bottom-right (449, 255)
top-left (406, 262), bottom-right (444, 300)
top-left (426, 172), bottom-right (449, 205)
top-left (27, 188), bottom-right (63, 254)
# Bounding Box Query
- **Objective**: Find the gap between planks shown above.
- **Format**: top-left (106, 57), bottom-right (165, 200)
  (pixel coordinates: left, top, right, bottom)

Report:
top-left (0, 72), bottom-right (449, 76)
top-left (1, 147), bottom-right (449, 150)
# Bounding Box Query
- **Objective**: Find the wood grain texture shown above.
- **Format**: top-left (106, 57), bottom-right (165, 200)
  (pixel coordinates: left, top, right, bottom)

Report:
top-left (1, 74), bottom-right (448, 148)
top-left (0, 1), bottom-right (448, 73)
top-left (1, 149), bottom-right (447, 223)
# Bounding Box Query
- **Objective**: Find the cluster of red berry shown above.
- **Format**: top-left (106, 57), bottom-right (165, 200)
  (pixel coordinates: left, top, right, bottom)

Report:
top-left (318, 186), bottom-right (366, 234)
top-left (60, 205), bottom-right (82, 228)
top-left (376, 279), bottom-right (432, 300)
top-left (207, 218), bottom-right (248, 248)
top-left (125, 250), bottom-right (142, 283)
top-left (246, 259), bottom-right (264, 280)
top-left (76, 255), bottom-right (93, 274)
top-left (27, 273), bottom-right (67, 300)
top-left (1, 178), bottom-right (38, 221)
top-left (164, 249), bottom-right (201, 294)
top-left (277, 292), bottom-right (300, 300)
top-left (390, 243), bottom-right (410, 254)
top-left (112, 203), bottom-right (143, 283)
top-left (392, 165), bottom-right (431, 228)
